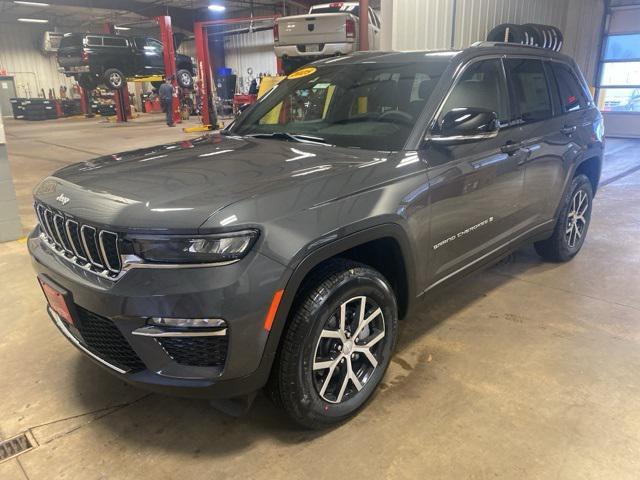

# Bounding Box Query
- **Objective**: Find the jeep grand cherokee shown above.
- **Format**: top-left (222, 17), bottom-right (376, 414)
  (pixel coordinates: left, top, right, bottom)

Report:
top-left (29, 43), bottom-right (603, 429)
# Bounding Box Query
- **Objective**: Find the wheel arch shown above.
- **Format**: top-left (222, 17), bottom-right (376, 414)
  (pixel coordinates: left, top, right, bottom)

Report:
top-left (254, 224), bottom-right (417, 389)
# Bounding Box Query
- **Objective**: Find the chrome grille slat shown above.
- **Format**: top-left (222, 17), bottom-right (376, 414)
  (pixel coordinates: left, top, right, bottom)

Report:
top-left (44, 209), bottom-right (62, 248)
top-left (53, 214), bottom-right (73, 254)
top-left (99, 231), bottom-right (121, 273)
top-left (65, 219), bottom-right (87, 261)
top-left (34, 202), bottom-right (121, 279)
top-left (80, 225), bottom-right (105, 269)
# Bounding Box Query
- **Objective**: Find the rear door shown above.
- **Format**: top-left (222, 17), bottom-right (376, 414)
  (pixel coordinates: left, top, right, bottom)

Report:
top-left (505, 58), bottom-right (583, 225)
top-left (425, 58), bottom-right (528, 287)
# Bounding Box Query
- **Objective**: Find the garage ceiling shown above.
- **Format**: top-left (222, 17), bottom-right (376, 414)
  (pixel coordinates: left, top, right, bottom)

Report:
top-left (0, 0), bottom-right (380, 31)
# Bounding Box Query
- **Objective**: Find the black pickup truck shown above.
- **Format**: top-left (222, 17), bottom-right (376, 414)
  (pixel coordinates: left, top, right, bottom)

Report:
top-left (57, 33), bottom-right (196, 90)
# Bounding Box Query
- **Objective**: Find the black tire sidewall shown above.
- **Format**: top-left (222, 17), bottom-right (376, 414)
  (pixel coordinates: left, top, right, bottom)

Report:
top-left (557, 175), bottom-right (593, 259)
top-left (288, 268), bottom-right (398, 425)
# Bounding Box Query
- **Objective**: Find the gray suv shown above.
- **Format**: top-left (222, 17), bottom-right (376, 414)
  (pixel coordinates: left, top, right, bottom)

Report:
top-left (29, 43), bottom-right (603, 429)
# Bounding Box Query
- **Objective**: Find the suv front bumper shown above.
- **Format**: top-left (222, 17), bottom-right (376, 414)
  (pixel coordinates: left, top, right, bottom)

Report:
top-left (28, 228), bottom-right (289, 399)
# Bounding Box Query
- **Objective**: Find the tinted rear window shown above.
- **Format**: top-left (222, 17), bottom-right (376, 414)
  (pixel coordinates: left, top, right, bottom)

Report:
top-left (59, 34), bottom-right (82, 48)
top-left (103, 37), bottom-right (128, 47)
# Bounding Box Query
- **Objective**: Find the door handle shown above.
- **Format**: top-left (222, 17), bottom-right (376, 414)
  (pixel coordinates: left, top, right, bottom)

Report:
top-left (561, 125), bottom-right (577, 136)
top-left (501, 141), bottom-right (523, 155)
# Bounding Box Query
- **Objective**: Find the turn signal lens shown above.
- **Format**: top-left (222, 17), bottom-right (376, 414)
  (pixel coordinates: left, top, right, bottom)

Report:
top-left (149, 317), bottom-right (226, 329)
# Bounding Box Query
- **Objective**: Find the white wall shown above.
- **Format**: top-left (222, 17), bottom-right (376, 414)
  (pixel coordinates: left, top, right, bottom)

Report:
top-left (223, 30), bottom-right (278, 94)
top-left (0, 23), bottom-right (74, 98)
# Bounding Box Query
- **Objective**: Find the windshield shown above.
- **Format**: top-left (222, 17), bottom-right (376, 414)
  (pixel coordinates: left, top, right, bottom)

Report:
top-left (232, 59), bottom-right (450, 150)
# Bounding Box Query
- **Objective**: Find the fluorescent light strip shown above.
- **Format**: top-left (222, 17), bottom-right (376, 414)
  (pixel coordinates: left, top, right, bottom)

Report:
top-left (14, 1), bottom-right (50, 6)
top-left (17, 17), bottom-right (49, 23)
top-left (208, 4), bottom-right (226, 12)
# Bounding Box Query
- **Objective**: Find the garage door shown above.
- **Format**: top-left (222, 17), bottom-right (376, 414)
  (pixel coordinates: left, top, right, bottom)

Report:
top-left (597, 5), bottom-right (640, 137)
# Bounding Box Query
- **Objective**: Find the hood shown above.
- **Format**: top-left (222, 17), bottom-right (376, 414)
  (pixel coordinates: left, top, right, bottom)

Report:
top-left (34, 135), bottom-right (402, 233)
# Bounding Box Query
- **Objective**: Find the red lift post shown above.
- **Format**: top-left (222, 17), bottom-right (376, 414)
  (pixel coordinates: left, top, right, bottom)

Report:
top-left (194, 15), bottom-right (279, 129)
top-left (359, 0), bottom-right (369, 51)
top-left (156, 15), bottom-right (181, 125)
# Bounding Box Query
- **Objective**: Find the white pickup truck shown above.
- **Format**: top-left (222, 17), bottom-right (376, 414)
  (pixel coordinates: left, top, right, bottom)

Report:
top-left (274, 2), bottom-right (381, 73)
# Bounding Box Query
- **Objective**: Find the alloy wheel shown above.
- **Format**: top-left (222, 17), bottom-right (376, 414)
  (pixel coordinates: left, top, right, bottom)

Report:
top-left (312, 296), bottom-right (386, 404)
top-left (110, 72), bottom-right (122, 88)
top-left (566, 189), bottom-right (589, 248)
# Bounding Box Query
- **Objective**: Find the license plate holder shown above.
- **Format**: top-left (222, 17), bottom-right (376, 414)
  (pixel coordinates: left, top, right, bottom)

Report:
top-left (306, 44), bottom-right (320, 53)
top-left (37, 275), bottom-right (76, 326)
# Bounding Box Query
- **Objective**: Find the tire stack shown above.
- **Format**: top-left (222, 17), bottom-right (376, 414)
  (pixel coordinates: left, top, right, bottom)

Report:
top-left (9, 98), bottom-right (27, 119)
top-left (487, 24), bottom-right (564, 52)
top-left (23, 99), bottom-right (58, 121)
top-left (61, 99), bottom-right (82, 117)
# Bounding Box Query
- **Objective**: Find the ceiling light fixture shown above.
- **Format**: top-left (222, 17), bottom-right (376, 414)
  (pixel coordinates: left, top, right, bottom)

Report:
top-left (14, 1), bottom-right (50, 6)
top-left (208, 3), bottom-right (226, 12)
top-left (17, 17), bottom-right (49, 23)
top-left (114, 26), bottom-right (131, 30)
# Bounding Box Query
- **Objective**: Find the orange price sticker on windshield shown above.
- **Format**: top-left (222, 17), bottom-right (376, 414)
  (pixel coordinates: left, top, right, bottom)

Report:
top-left (287, 67), bottom-right (317, 79)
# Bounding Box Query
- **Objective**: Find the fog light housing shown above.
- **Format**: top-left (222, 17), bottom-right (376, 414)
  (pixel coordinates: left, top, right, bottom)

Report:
top-left (149, 317), bottom-right (226, 329)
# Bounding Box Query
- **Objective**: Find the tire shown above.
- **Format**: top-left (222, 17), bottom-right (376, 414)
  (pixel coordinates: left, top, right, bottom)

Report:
top-left (267, 259), bottom-right (398, 429)
top-left (535, 174), bottom-right (593, 262)
top-left (103, 68), bottom-right (125, 90)
top-left (487, 24), bottom-right (527, 44)
top-left (176, 69), bottom-right (193, 89)
top-left (77, 74), bottom-right (98, 91)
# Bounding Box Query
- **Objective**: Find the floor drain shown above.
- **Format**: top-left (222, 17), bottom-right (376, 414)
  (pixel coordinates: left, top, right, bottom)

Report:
top-left (0, 432), bottom-right (36, 463)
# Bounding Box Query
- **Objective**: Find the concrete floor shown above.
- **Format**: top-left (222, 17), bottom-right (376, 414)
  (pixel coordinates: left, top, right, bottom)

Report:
top-left (1, 114), bottom-right (640, 479)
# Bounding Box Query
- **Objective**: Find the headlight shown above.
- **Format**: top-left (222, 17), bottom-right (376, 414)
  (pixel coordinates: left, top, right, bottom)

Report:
top-left (129, 230), bottom-right (258, 264)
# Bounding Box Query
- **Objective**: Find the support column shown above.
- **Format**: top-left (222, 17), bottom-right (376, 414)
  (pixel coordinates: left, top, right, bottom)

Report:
top-left (359, 0), bottom-right (369, 50)
top-left (0, 109), bottom-right (22, 242)
top-left (157, 15), bottom-right (181, 125)
top-left (194, 21), bottom-right (217, 128)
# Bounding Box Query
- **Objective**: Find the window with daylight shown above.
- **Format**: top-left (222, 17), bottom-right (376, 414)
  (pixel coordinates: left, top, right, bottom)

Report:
top-left (599, 33), bottom-right (640, 113)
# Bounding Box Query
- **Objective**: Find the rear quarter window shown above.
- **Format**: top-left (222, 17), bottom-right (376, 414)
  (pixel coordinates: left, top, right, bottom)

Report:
top-left (551, 62), bottom-right (591, 113)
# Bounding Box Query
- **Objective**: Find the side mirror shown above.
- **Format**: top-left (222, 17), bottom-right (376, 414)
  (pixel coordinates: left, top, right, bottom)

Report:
top-left (428, 107), bottom-right (500, 145)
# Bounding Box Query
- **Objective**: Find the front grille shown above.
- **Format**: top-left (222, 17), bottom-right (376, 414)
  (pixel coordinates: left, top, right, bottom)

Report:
top-left (75, 307), bottom-right (145, 372)
top-left (35, 202), bottom-right (122, 278)
top-left (157, 336), bottom-right (228, 368)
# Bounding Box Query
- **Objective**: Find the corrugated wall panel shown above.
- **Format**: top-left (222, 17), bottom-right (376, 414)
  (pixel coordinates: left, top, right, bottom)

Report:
top-left (562, 0), bottom-right (604, 85)
top-left (392, 0), bottom-right (454, 50)
top-left (453, 0), bottom-right (567, 49)
top-left (389, 0), bottom-right (603, 86)
top-left (223, 30), bottom-right (278, 94)
top-left (0, 23), bottom-right (74, 98)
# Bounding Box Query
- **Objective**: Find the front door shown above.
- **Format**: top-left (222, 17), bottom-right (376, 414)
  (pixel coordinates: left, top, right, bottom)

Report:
top-left (424, 58), bottom-right (528, 289)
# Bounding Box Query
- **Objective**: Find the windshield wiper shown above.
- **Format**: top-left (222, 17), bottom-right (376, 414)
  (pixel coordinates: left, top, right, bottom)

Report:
top-left (246, 132), bottom-right (330, 145)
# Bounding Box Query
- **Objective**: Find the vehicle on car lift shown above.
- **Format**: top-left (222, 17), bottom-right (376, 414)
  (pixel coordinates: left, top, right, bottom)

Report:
top-left (57, 33), bottom-right (196, 90)
top-left (30, 43), bottom-right (603, 429)
top-left (274, 1), bottom-right (381, 74)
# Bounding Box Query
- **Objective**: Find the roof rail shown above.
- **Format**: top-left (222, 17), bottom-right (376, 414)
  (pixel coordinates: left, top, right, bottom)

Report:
top-left (471, 41), bottom-right (551, 51)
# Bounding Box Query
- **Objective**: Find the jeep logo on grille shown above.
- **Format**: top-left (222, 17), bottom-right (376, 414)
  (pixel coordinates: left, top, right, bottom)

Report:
top-left (56, 193), bottom-right (70, 206)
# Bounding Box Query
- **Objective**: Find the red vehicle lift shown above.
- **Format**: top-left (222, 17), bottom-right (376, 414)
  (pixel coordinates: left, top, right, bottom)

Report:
top-left (193, 15), bottom-right (279, 130)
top-left (156, 15), bottom-right (181, 125)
